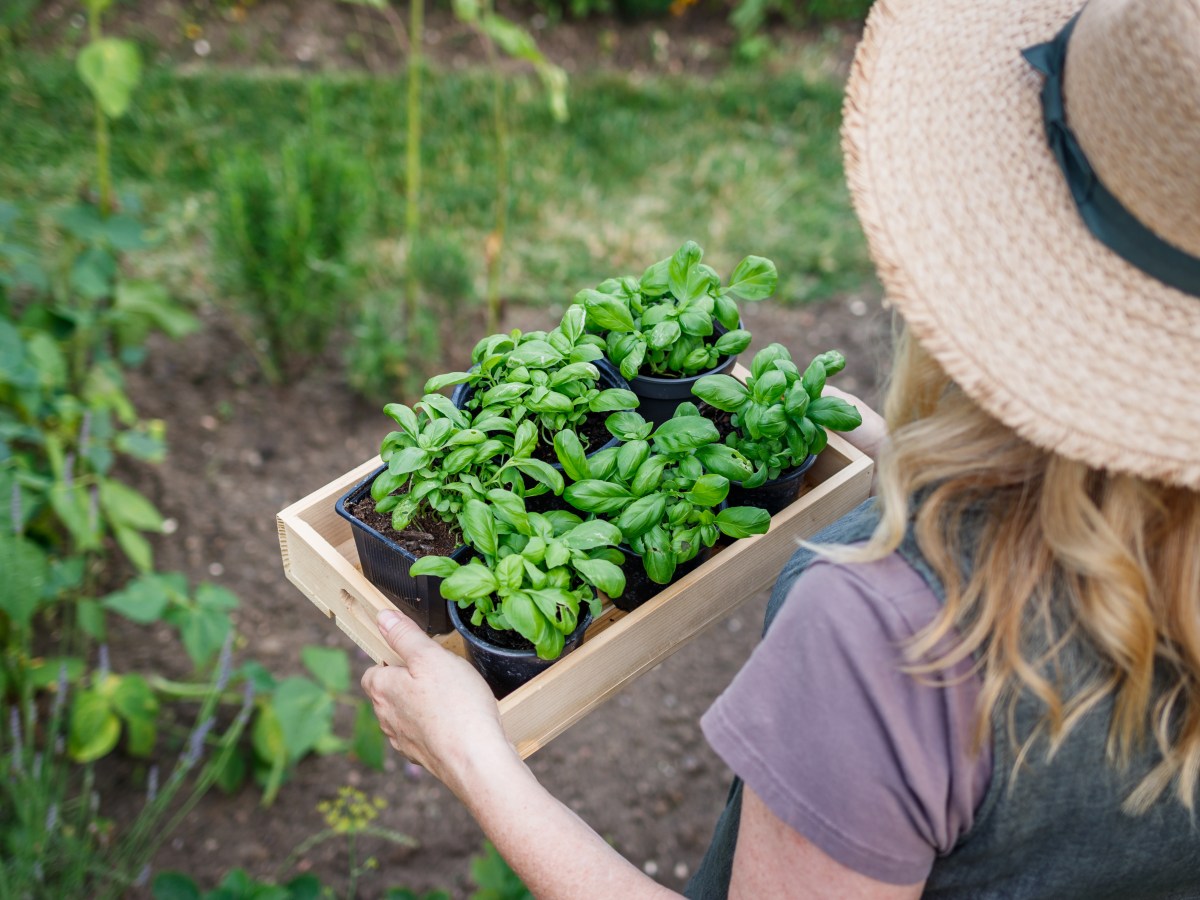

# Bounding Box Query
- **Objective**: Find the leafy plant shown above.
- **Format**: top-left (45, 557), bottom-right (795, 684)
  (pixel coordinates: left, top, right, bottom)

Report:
top-left (573, 240), bottom-right (776, 380)
top-left (215, 108), bottom-right (369, 380)
top-left (410, 491), bottom-right (626, 659)
top-left (370, 394), bottom-right (564, 532)
top-left (692, 345), bottom-right (862, 487)
top-left (428, 305), bottom-right (638, 447)
top-left (469, 841), bottom-right (532, 900)
top-left (561, 406), bottom-right (770, 583)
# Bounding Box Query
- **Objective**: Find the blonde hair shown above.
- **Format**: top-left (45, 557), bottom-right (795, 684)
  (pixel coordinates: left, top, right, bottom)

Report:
top-left (858, 330), bottom-right (1200, 812)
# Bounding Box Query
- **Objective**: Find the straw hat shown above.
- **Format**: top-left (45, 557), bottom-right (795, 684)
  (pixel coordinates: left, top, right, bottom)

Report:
top-left (842, 0), bottom-right (1200, 489)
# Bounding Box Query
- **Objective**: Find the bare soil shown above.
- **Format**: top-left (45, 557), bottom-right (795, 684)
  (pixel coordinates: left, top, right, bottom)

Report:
top-left (106, 290), bottom-right (889, 897)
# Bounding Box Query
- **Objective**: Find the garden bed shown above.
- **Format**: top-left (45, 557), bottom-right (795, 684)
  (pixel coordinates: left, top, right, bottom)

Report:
top-left (277, 366), bottom-right (873, 758)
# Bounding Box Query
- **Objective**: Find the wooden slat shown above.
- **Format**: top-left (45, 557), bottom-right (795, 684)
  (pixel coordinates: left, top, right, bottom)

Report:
top-left (277, 384), bottom-right (874, 758)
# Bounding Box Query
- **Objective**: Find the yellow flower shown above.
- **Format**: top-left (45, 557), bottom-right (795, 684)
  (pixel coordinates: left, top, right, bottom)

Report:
top-left (184, 23), bottom-right (204, 40)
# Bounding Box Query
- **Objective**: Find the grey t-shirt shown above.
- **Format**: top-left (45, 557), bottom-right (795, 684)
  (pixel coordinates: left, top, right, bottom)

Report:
top-left (700, 552), bottom-right (993, 885)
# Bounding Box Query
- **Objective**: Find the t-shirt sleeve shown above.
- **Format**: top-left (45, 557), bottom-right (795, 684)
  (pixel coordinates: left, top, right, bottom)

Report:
top-left (700, 552), bottom-right (991, 886)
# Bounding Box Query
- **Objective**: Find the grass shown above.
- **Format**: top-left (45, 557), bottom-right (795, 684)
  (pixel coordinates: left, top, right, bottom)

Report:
top-left (0, 46), bottom-right (871, 308)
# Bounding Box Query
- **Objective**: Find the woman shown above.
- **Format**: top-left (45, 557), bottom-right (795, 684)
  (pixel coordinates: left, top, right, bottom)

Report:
top-left (361, 0), bottom-right (1200, 895)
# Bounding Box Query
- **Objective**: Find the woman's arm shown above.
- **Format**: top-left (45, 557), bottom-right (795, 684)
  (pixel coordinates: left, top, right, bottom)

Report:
top-left (361, 610), bottom-right (925, 900)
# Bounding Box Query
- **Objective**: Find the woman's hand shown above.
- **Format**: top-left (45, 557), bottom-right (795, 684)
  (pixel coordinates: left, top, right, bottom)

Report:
top-left (360, 609), bottom-right (511, 794)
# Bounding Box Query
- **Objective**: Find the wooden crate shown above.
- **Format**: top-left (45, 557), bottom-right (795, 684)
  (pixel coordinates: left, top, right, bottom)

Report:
top-left (276, 387), bottom-right (873, 758)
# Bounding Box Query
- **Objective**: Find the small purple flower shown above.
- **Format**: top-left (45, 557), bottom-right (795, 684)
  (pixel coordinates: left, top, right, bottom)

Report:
top-left (63, 452), bottom-right (75, 490)
top-left (97, 645), bottom-right (110, 681)
top-left (146, 765), bottom-right (159, 804)
top-left (237, 681), bottom-right (256, 723)
top-left (135, 864), bottom-right (152, 888)
top-left (44, 803), bottom-right (58, 833)
top-left (52, 663), bottom-right (69, 720)
top-left (181, 716), bottom-right (215, 770)
top-left (78, 412), bottom-right (92, 456)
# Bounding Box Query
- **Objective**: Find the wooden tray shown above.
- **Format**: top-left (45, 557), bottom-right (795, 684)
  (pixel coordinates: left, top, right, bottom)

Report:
top-left (277, 386), bottom-right (873, 758)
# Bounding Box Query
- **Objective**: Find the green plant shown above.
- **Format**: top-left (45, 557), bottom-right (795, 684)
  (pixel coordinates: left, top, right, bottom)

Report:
top-left (411, 491), bottom-right (626, 659)
top-left (215, 113), bottom-right (369, 380)
top-left (371, 395), bottom-right (564, 532)
top-left (561, 406), bottom-right (770, 583)
top-left (429, 306), bottom-right (638, 448)
top-left (692, 344), bottom-right (861, 486)
top-left (573, 240), bottom-right (775, 380)
top-left (469, 841), bottom-right (532, 900)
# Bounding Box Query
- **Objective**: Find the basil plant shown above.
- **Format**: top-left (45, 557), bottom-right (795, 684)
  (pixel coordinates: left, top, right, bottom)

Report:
top-left (559, 406), bottom-right (771, 584)
top-left (571, 240), bottom-right (776, 380)
top-left (371, 393), bottom-right (565, 532)
top-left (410, 491), bottom-right (627, 660)
top-left (424, 306), bottom-right (638, 450)
top-left (692, 345), bottom-right (862, 488)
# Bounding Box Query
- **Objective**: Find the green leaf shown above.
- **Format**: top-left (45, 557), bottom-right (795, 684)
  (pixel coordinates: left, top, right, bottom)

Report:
top-left (77, 38), bottom-right (142, 119)
top-left (70, 246), bottom-right (117, 299)
top-left (352, 699), bottom-right (386, 771)
top-left (713, 328), bottom-right (752, 356)
top-left (589, 388), bottom-right (638, 413)
top-left (577, 290), bottom-right (635, 332)
top-left (716, 505), bottom-right (772, 538)
top-left (301, 646), bottom-right (351, 694)
top-left (387, 447), bottom-right (433, 476)
top-left (112, 674), bottom-right (158, 756)
top-left (196, 582), bottom-right (239, 611)
top-left (616, 439), bottom-right (650, 480)
top-left (508, 340), bottom-right (563, 368)
top-left (272, 677), bottom-right (336, 762)
top-left (510, 457), bottom-right (564, 496)
top-left (501, 591), bottom-right (540, 639)
top-left (726, 255), bottom-right (778, 301)
top-left (806, 396), bottom-right (863, 432)
top-left (685, 473), bottom-right (729, 507)
top-left (668, 241), bottom-right (703, 299)
top-left (646, 320), bottom-right (681, 351)
top-left (69, 689), bottom-right (121, 762)
top-left (553, 430), bottom-right (590, 482)
top-left (485, 489), bottom-right (533, 536)
top-left (179, 605), bottom-right (232, 669)
top-left (615, 493), bottom-right (667, 539)
top-left (691, 374), bottom-right (749, 412)
top-left (102, 573), bottom-right (175, 623)
top-left (563, 481), bottom-right (632, 514)
top-left (651, 416), bottom-right (719, 455)
top-left (460, 499), bottom-right (499, 557)
top-left (559, 519), bottom-right (622, 551)
top-left (801, 358), bottom-right (827, 400)
top-left (784, 383), bottom-right (810, 418)
top-left (630, 454), bottom-right (669, 497)
top-left (114, 280), bottom-right (198, 338)
top-left (678, 307), bottom-right (715, 337)
top-left (99, 478), bottom-right (163, 532)
top-left (409, 556), bottom-right (460, 578)
top-left (440, 564), bottom-right (500, 601)
top-left (113, 524), bottom-right (153, 573)
top-left (574, 558), bottom-right (625, 598)
top-left (152, 872), bottom-right (202, 900)
top-left (752, 370), bottom-right (788, 405)
top-left (813, 349), bottom-right (847, 377)
top-left (424, 371), bottom-right (474, 392)
top-left (0, 532), bottom-right (48, 627)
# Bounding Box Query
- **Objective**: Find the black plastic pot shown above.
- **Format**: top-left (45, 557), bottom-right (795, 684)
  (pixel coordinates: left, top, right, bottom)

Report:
top-left (624, 322), bottom-right (743, 426)
top-left (612, 543), bottom-right (713, 613)
top-left (726, 454), bottom-right (818, 517)
top-left (450, 602), bottom-right (592, 698)
top-left (334, 466), bottom-right (470, 636)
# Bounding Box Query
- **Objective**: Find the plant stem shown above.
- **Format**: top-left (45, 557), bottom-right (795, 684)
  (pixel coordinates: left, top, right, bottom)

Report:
top-left (403, 0), bottom-right (424, 330)
top-left (484, 31), bottom-right (509, 335)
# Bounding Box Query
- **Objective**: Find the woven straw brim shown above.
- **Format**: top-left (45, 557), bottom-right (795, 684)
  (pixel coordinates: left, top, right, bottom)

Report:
top-left (843, 0), bottom-right (1200, 489)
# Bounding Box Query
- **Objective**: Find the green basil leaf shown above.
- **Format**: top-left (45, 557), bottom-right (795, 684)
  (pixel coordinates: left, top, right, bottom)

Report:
top-left (480, 382), bottom-right (531, 407)
top-left (563, 480), bottom-right (633, 514)
top-left (752, 370), bottom-right (788, 405)
top-left (509, 340), bottom-right (564, 368)
top-left (561, 304), bottom-right (586, 343)
top-left (526, 390), bottom-right (573, 414)
top-left (801, 358), bottom-right (827, 400)
top-left (554, 430), bottom-right (591, 482)
top-left (409, 556), bottom-right (461, 578)
top-left (716, 505), bottom-right (772, 538)
top-left (577, 290), bottom-right (635, 332)
top-left (386, 447), bottom-right (432, 477)
top-left (651, 416), bottom-right (719, 454)
top-left (589, 388), bottom-right (638, 413)
top-left (616, 493), bottom-right (667, 538)
top-left (713, 328), bottom-right (752, 356)
top-left (511, 458), bottom-right (565, 496)
top-left (714, 292), bottom-right (740, 331)
top-left (424, 371), bottom-right (474, 393)
top-left (574, 558), bottom-right (626, 598)
top-left (668, 241), bottom-right (702, 300)
top-left (750, 344), bottom-right (790, 380)
top-left (806, 396), bottom-right (863, 432)
top-left (759, 405), bottom-right (789, 439)
top-left (784, 383), bottom-right (810, 417)
top-left (726, 255), bottom-right (778, 301)
top-left (560, 519), bottom-right (622, 550)
top-left (383, 403), bottom-right (420, 437)
top-left (617, 439), bottom-right (650, 479)
top-left (630, 454), bottom-right (669, 497)
top-left (513, 420), bottom-right (538, 458)
top-left (606, 411), bottom-right (652, 442)
top-left (301, 646), bottom-right (351, 694)
top-left (69, 690), bottom-right (121, 762)
top-left (695, 443), bottom-right (755, 482)
top-left (685, 473), bottom-right (729, 507)
top-left (678, 306), bottom-right (714, 337)
top-left (619, 340), bottom-right (647, 381)
top-left (647, 320), bottom-right (681, 351)
top-left (419, 393), bottom-right (470, 427)
top-left (460, 499), bottom-right (498, 557)
top-left (639, 257), bottom-right (670, 296)
top-left (813, 349), bottom-right (847, 377)
top-left (549, 361), bottom-right (599, 387)
top-left (691, 374), bottom-right (749, 412)
top-left (440, 564), bottom-right (499, 601)
top-left (497, 554), bottom-right (525, 592)
top-left (586, 446), bottom-right (621, 480)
